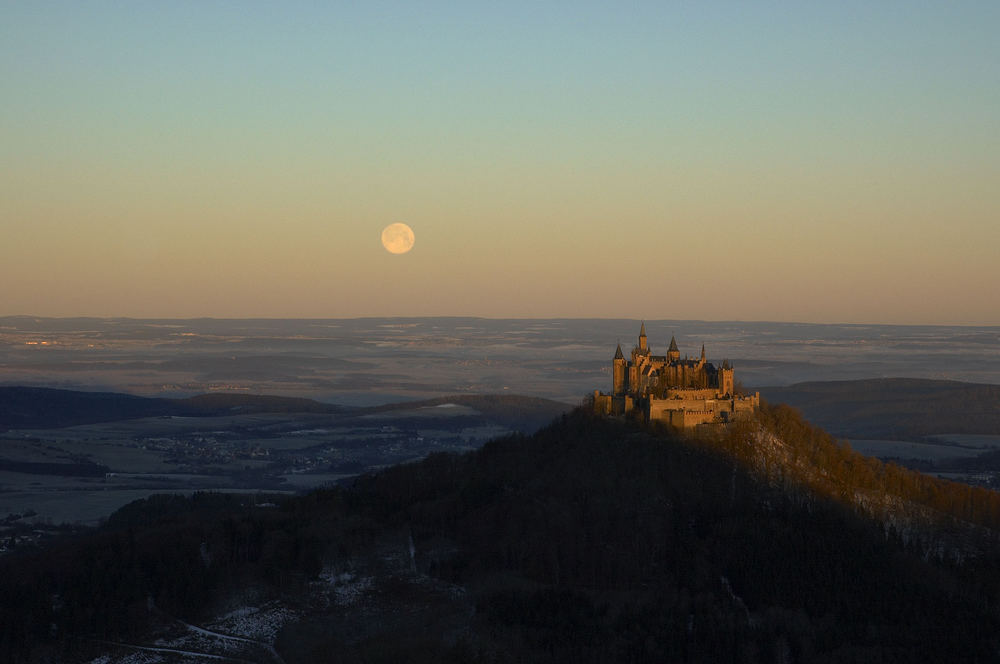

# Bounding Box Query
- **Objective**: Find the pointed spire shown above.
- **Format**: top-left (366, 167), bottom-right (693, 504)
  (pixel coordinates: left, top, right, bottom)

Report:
top-left (668, 335), bottom-right (679, 352)
top-left (700, 343), bottom-right (706, 360)
top-left (614, 343), bottom-right (624, 360)
top-left (639, 321), bottom-right (646, 338)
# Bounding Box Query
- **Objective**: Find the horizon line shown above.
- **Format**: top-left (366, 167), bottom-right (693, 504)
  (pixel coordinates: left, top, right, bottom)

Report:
top-left (2, 314), bottom-right (999, 327)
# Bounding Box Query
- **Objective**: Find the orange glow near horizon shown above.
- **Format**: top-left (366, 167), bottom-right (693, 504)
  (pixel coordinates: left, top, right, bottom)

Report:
top-left (2, 4), bottom-right (998, 324)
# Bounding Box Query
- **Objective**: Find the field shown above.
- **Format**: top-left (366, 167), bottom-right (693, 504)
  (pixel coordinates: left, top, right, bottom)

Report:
top-left (0, 396), bottom-right (568, 529)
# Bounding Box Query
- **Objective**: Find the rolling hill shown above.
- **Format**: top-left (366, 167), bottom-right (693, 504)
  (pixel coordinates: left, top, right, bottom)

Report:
top-left (758, 377), bottom-right (1000, 439)
top-left (0, 387), bottom-right (570, 434)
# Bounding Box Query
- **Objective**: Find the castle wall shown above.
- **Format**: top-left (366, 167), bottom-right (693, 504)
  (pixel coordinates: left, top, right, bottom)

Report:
top-left (647, 391), bottom-right (759, 429)
top-left (657, 408), bottom-right (718, 429)
top-left (593, 391), bottom-right (613, 415)
top-left (593, 391), bottom-right (634, 417)
top-left (734, 392), bottom-right (760, 413)
top-left (664, 388), bottom-right (718, 400)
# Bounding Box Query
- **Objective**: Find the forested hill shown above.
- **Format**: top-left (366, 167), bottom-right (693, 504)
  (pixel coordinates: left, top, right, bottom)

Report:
top-left (4, 406), bottom-right (1000, 662)
top-left (759, 377), bottom-right (1000, 438)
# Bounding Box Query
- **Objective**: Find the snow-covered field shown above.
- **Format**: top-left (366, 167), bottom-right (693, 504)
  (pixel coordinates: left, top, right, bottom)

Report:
top-left (89, 602), bottom-right (297, 664)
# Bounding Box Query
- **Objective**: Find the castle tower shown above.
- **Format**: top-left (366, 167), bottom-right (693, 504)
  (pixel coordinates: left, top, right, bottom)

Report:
top-left (719, 359), bottom-right (734, 396)
top-left (699, 343), bottom-right (706, 365)
top-left (638, 322), bottom-right (648, 352)
top-left (612, 343), bottom-right (627, 395)
top-left (667, 335), bottom-right (680, 362)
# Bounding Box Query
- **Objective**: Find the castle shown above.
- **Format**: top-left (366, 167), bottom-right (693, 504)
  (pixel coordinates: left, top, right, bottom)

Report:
top-left (592, 323), bottom-right (759, 429)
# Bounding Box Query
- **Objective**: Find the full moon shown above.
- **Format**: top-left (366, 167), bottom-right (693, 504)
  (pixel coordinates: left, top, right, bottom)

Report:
top-left (381, 223), bottom-right (415, 254)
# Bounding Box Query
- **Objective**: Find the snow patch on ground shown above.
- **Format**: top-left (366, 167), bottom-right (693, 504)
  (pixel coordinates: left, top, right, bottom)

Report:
top-left (333, 573), bottom-right (374, 606)
top-left (114, 654), bottom-right (163, 664)
top-left (207, 602), bottom-right (297, 642)
top-left (88, 651), bottom-right (165, 663)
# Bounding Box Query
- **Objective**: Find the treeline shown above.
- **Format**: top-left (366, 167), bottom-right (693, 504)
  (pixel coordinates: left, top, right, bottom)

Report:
top-left (0, 458), bottom-right (109, 477)
top-left (0, 493), bottom-right (329, 662)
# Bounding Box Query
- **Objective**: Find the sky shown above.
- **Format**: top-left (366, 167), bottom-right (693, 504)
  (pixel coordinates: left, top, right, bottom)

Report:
top-left (2, 2), bottom-right (998, 324)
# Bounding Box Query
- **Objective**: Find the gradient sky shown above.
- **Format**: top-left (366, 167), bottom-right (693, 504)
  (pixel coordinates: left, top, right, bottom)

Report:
top-left (3, 2), bottom-right (998, 323)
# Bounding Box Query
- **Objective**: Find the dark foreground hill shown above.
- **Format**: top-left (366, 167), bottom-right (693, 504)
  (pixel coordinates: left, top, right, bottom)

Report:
top-left (3, 406), bottom-right (1000, 663)
top-left (759, 378), bottom-right (1000, 439)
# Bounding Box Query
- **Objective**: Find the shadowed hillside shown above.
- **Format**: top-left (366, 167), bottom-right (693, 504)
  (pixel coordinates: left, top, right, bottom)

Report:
top-left (3, 406), bottom-right (1000, 662)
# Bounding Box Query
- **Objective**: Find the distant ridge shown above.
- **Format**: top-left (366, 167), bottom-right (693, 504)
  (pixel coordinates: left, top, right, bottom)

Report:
top-left (177, 392), bottom-right (348, 415)
top-left (0, 387), bottom-right (176, 430)
top-left (355, 393), bottom-right (573, 433)
top-left (0, 386), bottom-right (347, 430)
top-left (0, 387), bottom-right (570, 433)
top-left (758, 377), bottom-right (1000, 439)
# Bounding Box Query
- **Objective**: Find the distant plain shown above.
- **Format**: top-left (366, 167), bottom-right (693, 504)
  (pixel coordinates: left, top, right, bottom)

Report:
top-left (2, 317), bottom-right (999, 526)
top-left (4, 317), bottom-right (1000, 403)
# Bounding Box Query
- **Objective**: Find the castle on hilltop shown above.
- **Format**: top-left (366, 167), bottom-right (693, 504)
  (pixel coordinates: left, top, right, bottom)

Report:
top-left (593, 323), bottom-right (759, 429)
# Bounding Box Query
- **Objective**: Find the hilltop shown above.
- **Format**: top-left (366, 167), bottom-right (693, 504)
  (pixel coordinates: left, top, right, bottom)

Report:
top-left (3, 404), bottom-right (1000, 662)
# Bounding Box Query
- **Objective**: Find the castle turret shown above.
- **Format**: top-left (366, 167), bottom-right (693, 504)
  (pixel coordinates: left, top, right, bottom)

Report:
top-left (638, 322), bottom-right (648, 352)
top-left (667, 335), bottom-right (680, 362)
top-left (612, 343), bottom-right (627, 395)
top-left (700, 343), bottom-right (706, 365)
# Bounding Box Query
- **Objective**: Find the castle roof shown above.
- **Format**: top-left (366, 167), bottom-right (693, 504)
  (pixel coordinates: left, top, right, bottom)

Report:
top-left (639, 321), bottom-right (646, 337)
top-left (668, 335), bottom-right (679, 352)
top-left (614, 343), bottom-right (624, 360)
